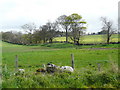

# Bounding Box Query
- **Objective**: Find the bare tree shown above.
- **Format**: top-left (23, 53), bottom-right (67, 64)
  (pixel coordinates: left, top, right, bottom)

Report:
top-left (21, 23), bottom-right (36, 44)
top-left (2, 31), bottom-right (14, 42)
top-left (101, 17), bottom-right (116, 44)
top-left (33, 30), bottom-right (42, 44)
top-left (57, 15), bottom-right (69, 43)
top-left (39, 25), bottom-right (48, 43)
top-left (118, 17), bottom-right (120, 34)
top-left (46, 21), bottom-right (58, 43)
top-left (37, 21), bottom-right (59, 43)
top-left (2, 31), bottom-right (24, 44)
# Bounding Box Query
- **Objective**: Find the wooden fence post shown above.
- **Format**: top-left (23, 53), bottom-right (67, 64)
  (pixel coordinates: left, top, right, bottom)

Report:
top-left (71, 54), bottom-right (75, 69)
top-left (15, 55), bottom-right (18, 71)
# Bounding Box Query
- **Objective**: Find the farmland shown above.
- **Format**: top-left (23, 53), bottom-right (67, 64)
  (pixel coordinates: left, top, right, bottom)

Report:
top-left (54, 34), bottom-right (119, 44)
top-left (1, 34), bottom-right (119, 88)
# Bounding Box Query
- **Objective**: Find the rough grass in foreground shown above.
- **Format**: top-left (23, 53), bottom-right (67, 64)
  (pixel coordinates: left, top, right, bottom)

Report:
top-left (2, 61), bottom-right (119, 88)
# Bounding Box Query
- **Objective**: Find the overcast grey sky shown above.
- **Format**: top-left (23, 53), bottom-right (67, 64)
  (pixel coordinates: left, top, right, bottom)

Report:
top-left (0, 0), bottom-right (119, 33)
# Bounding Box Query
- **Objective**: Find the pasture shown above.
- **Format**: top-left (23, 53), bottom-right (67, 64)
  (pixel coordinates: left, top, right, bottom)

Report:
top-left (1, 36), bottom-right (119, 88)
top-left (54, 34), bottom-right (119, 44)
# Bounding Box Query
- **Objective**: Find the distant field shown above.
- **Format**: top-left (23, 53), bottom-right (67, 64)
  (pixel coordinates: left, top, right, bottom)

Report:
top-left (2, 41), bottom-right (118, 74)
top-left (54, 34), bottom-right (119, 44)
top-left (2, 41), bottom-right (118, 69)
top-left (1, 40), bottom-right (119, 88)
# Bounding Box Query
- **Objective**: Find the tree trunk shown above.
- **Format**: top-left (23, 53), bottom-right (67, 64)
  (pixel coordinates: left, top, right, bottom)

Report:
top-left (65, 26), bottom-right (68, 43)
top-left (76, 41), bottom-right (79, 45)
top-left (49, 38), bottom-right (53, 43)
top-left (107, 36), bottom-right (110, 44)
top-left (43, 38), bottom-right (46, 43)
top-left (107, 28), bottom-right (110, 44)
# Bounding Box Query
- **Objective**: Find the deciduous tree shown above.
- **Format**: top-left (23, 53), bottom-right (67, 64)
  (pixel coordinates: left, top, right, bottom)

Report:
top-left (57, 15), bottom-right (69, 43)
top-left (66, 13), bottom-right (87, 45)
top-left (21, 23), bottom-right (36, 44)
top-left (100, 17), bottom-right (116, 44)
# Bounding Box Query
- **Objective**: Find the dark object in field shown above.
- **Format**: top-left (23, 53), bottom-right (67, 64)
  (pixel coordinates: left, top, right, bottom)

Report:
top-left (35, 63), bottom-right (74, 74)
top-left (46, 67), bottom-right (57, 73)
top-left (36, 68), bottom-right (46, 73)
top-left (89, 64), bottom-right (92, 66)
top-left (18, 65), bottom-right (22, 67)
top-left (46, 63), bottom-right (74, 73)
top-left (28, 65), bottom-right (32, 67)
top-left (35, 65), bottom-right (40, 67)
top-left (46, 63), bottom-right (57, 73)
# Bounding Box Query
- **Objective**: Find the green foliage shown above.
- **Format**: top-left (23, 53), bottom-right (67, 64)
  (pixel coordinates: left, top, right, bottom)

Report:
top-left (66, 13), bottom-right (82, 22)
top-left (65, 13), bottom-right (87, 44)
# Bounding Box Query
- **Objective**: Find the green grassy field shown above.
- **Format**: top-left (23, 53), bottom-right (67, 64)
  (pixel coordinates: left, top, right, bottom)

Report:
top-left (54, 34), bottom-right (119, 44)
top-left (1, 38), bottom-right (119, 88)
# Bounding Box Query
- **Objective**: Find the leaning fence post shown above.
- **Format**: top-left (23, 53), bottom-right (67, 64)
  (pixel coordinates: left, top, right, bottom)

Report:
top-left (71, 54), bottom-right (75, 69)
top-left (15, 55), bottom-right (18, 71)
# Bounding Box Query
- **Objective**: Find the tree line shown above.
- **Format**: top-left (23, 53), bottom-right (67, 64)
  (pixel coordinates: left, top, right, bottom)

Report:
top-left (1, 13), bottom-right (117, 45)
